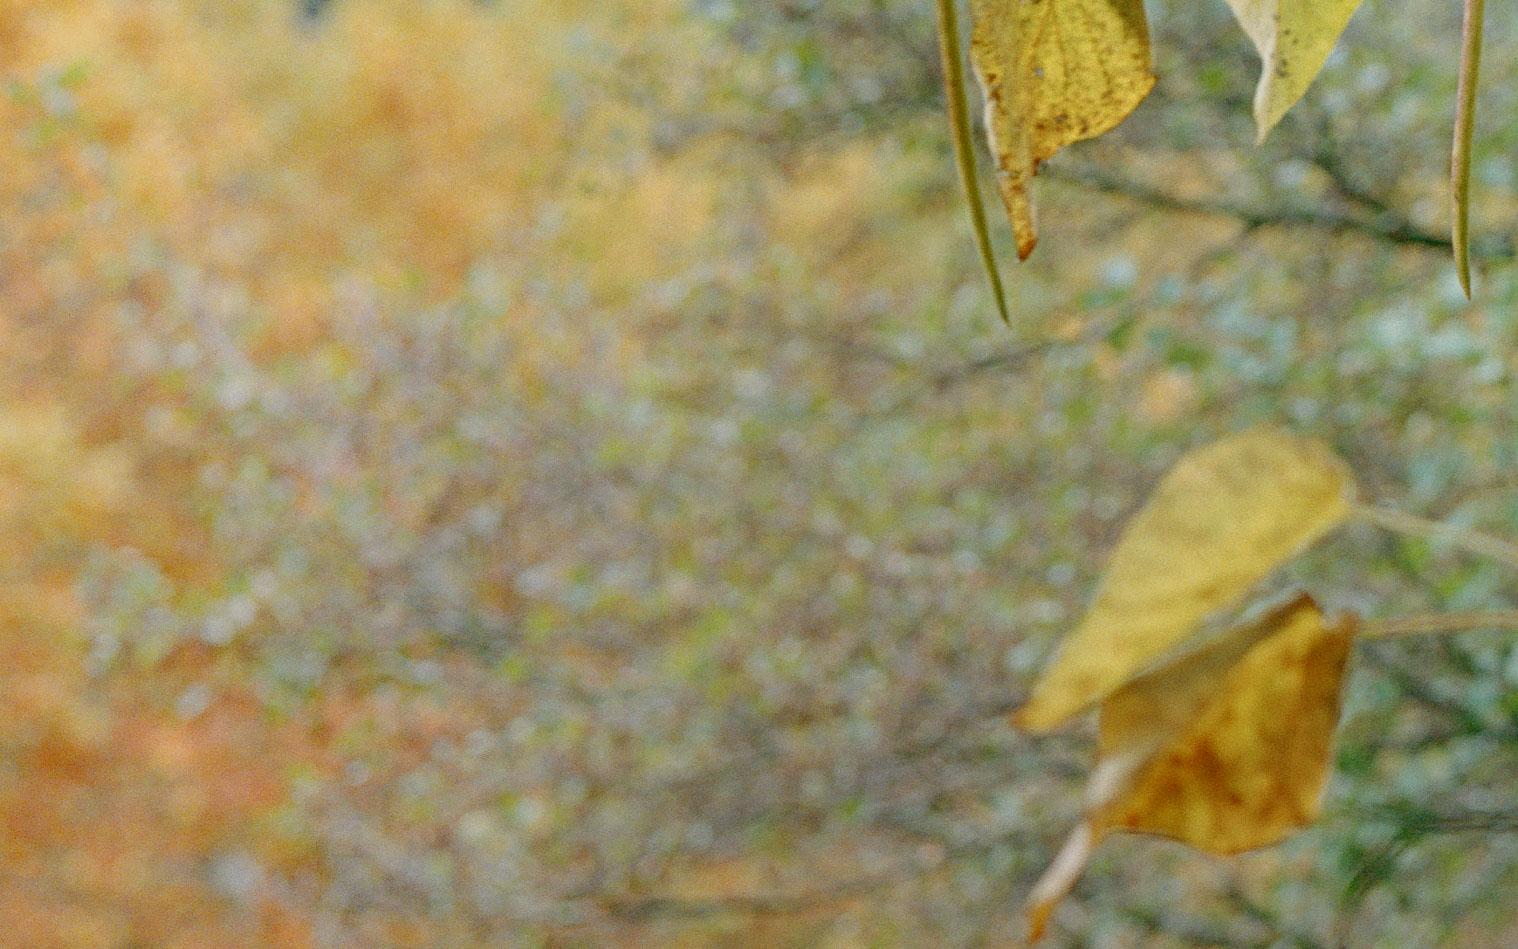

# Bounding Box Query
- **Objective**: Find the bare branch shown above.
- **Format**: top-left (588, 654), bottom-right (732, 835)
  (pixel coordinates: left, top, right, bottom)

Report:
top-left (1046, 166), bottom-right (1515, 260)
top-left (1362, 610), bottom-right (1518, 640)
top-left (1357, 505), bottom-right (1518, 573)
top-left (600, 872), bottom-right (895, 920)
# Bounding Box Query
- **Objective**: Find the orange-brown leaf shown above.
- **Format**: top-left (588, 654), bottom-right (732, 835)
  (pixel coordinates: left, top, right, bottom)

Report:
top-left (1024, 594), bottom-right (1356, 942)
top-left (1099, 594), bottom-right (1355, 852)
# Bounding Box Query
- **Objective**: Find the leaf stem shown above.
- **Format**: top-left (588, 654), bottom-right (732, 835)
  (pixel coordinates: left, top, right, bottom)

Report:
top-left (1361, 610), bottom-right (1518, 639)
top-left (1356, 504), bottom-right (1518, 572)
top-left (1452, 0), bottom-right (1485, 297)
top-left (935, 0), bottom-right (1011, 325)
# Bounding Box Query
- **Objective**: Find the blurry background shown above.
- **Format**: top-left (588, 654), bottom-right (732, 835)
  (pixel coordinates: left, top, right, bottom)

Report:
top-left (3, 0), bottom-right (1518, 946)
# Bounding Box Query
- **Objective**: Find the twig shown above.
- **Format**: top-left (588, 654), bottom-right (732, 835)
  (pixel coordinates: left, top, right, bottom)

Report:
top-left (1356, 504), bottom-right (1518, 573)
top-left (1334, 828), bottom-right (1415, 942)
top-left (1361, 610), bottom-right (1518, 639)
top-left (601, 872), bottom-right (894, 920)
top-left (1121, 903), bottom-right (1264, 949)
top-left (1045, 166), bottom-right (1516, 260)
top-left (1222, 882), bottom-right (1329, 949)
top-left (1311, 144), bottom-right (1395, 219)
top-left (1359, 646), bottom-right (1487, 734)
top-left (1381, 807), bottom-right (1518, 835)
top-left (936, 319), bottom-right (1117, 390)
top-left (872, 319), bottom-right (1115, 417)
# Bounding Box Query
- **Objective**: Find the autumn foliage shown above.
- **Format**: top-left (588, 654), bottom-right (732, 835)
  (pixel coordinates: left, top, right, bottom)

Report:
top-left (4, 0), bottom-right (1517, 947)
top-left (948, 0), bottom-right (1486, 293)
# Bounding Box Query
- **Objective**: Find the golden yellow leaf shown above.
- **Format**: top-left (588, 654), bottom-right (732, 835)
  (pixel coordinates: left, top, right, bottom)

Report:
top-left (1222, 0), bottom-right (1366, 137)
top-left (1015, 427), bottom-right (1354, 732)
top-left (968, 0), bottom-right (1155, 259)
top-left (1024, 594), bottom-right (1356, 943)
top-left (1100, 593), bottom-right (1354, 851)
top-left (1094, 593), bottom-right (1289, 756)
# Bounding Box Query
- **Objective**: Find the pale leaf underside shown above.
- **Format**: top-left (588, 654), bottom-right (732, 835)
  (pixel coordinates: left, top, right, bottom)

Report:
top-left (1221, 0), bottom-right (1365, 137)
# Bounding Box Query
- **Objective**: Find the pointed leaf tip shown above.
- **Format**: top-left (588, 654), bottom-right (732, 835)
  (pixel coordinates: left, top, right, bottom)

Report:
top-left (1022, 595), bottom-right (1358, 941)
top-left (937, 0), bottom-right (1013, 325)
top-left (969, 0), bottom-right (1154, 258)
top-left (1224, 0), bottom-right (1366, 138)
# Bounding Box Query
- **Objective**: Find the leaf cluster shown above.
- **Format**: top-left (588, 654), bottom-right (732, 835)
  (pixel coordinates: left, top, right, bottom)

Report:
top-left (1015, 427), bottom-right (1518, 942)
top-left (939, 0), bottom-right (1490, 309)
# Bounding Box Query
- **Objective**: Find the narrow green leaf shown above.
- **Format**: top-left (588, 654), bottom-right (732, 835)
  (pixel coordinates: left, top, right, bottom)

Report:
top-left (936, 0), bottom-right (1010, 326)
top-left (1452, 0), bottom-right (1484, 298)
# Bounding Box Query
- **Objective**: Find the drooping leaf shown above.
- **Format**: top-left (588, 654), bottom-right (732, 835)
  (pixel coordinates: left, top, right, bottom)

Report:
top-left (937, 0), bottom-right (1012, 324)
top-left (1015, 427), bottom-right (1354, 732)
top-left (968, 0), bottom-right (1155, 259)
top-left (1221, 0), bottom-right (1366, 137)
top-left (1451, 0), bottom-right (1486, 298)
top-left (1025, 594), bottom-right (1356, 942)
top-left (1101, 594), bottom-right (1355, 851)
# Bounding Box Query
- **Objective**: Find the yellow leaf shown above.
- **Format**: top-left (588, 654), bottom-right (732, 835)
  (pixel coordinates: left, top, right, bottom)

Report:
top-left (1100, 593), bottom-right (1355, 851)
top-left (969, 0), bottom-right (1155, 259)
top-left (1024, 594), bottom-right (1356, 942)
top-left (1095, 593), bottom-right (1286, 756)
top-left (1222, 0), bottom-right (1366, 137)
top-left (1016, 427), bottom-right (1354, 732)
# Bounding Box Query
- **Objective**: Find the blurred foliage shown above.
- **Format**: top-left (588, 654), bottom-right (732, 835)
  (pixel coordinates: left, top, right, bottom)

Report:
top-left (1, 0), bottom-right (1517, 946)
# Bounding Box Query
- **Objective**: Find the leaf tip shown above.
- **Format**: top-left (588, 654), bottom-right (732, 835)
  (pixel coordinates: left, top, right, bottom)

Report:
top-left (1023, 821), bottom-right (1097, 944)
top-left (1451, 0), bottom-right (1484, 301)
top-left (1011, 693), bottom-right (1072, 734)
top-left (1453, 186), bottom-right (1474, 299)
top-left (1252, 116), bottom-right (1270, 146)
top-left (1253, 97), bottom-right (1286, 145)
top-left (1025, 903), bottom-right (1053, 946)
top-left (1251, 87), bottom-right (1279, 145)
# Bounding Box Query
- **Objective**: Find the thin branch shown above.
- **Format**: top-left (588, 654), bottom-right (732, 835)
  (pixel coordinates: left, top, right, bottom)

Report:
top-left (1222, 882), bottom-right (1329, 949)
top-left (1360, 646), bottom-right (1488, 734)
top-left (928, 322), bottom-right (1112, 394)
top-left (1311, 145), bottom-right (1395, 218)
top-left (601, 872), bottom-right (895, 921)
top-left (1045, 166), bottom-right (1516, 260)
top-left (1327, 806), bottom-right (1518, 945)
top-left (871, 319), bottom-right (1115, 417)
top-left (1294, 103), bottom-right (1402, 220)
top-left (1333, 830), bottom-right (1415, 940)
top-left (1121, 903), bottom-right (1265, 949)
top-left (1362, 610), bottom-right (1518, 640)
top-left (1380, 807), bottom-right (1518, 835)
top-left (1356, 504), bottom-right (1518, 573)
